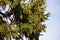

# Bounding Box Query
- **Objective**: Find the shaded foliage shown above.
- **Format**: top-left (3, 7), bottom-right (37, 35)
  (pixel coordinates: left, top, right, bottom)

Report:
top-left (0, 0), bottom-right (50, 40)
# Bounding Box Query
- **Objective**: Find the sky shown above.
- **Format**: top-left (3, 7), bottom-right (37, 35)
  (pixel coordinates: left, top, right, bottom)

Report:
top-left (40, 0), bottom-right (60, 40)
top-left (0, 0), bottom-right (60, 40)
top-left (0, 4), bottom-right (10, 13)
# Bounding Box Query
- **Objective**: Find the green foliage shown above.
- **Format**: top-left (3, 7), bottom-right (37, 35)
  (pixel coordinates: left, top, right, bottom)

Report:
top-left (0, 0), bottom-right (50, 40)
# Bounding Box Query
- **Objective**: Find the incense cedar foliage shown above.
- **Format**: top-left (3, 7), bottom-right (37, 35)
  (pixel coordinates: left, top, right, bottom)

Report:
top-left (0, 0), bottom-right (50, 40)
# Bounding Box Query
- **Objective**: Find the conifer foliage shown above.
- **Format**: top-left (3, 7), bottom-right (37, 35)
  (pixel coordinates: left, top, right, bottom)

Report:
top-left (0, 0), bottom-right (50, 40)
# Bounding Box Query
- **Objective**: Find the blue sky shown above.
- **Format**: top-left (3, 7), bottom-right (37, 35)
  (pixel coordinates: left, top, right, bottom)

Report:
top-left (40, 0), bottom-right (60, 40)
